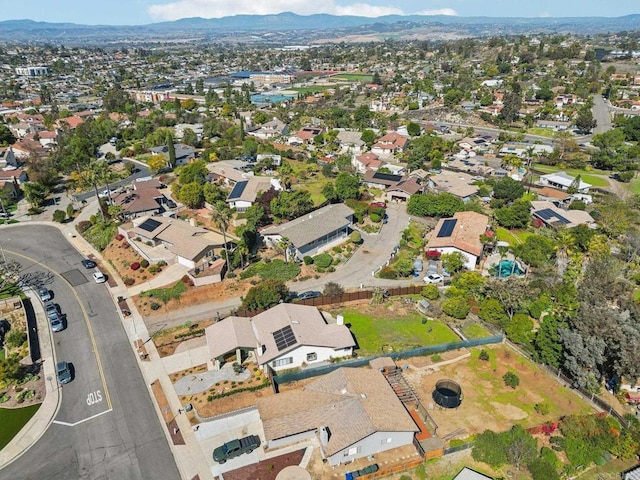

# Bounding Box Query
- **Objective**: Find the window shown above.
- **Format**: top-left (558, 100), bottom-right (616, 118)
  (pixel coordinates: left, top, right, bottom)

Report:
top-left (345, 446), bottom-right (361, 456)
top-left (273, 357), bottom-right (293, 367)
top-left (306, 352), bottom-right (317, 362)
top-left (381, 437), bottom-right (392, 445)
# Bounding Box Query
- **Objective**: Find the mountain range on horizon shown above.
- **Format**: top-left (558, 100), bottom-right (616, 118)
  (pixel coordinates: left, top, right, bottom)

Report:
top-left (0, 12), bottom-right (638, 45)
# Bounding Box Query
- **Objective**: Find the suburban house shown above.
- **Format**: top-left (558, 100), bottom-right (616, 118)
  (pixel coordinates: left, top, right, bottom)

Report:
top-left (336, 130), bottom-right (366, 154)
top-left (120, 215), bottom-right (227, 269)
top-left (207, 161), bottom-right (249, 185)
top-left (246, 118), bottom-right (289, 139)
top-left (352, 152), bottom-right (383, 173)
top-left (288, 126), bottom-right (323, 146)
top-left (425, 211), bottom-right (490, 270)
top-left (621, 463), bottom-right (640, 480)
top-left (205, 303), bottom-right (355, 372)
top-left (226, 176), bottom-right (281, 212)
top-left (371, 132), bottom-right (409, 156)
top-left (385, 177), bottom-right (424, 202)
top-left (174, 123), bottom-right (204, 141)
top-left (427, 170), bottom-right (479, 203)
top-left (261, 203), bottom-right (354, 261)
top-left (530, 200), bottom-right (596, 229)
top-left (499, 144), bottom-right (553, 158)
top-left (0, 146), bottom-right (19, 169)
top-left (256, 153), bottom-right (282, 167)
top-left (453, 467), bottom-right (494, 480)
top-left (0, 169), bottom-right (28, 185)
top-left (538, 171), bottom-right (591, 193)
top-left (110, 179), bottom-right (167, 218)
top-left (150, 143), bottom-right (196, 167)
top-left (363, 170), bottom-right (404, 189)
top-left (256, 366), bottom-right (419, 466)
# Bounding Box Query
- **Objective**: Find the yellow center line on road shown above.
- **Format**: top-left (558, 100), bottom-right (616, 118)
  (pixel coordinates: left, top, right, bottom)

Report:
top-left (5, 248), bottom-right (113, 411)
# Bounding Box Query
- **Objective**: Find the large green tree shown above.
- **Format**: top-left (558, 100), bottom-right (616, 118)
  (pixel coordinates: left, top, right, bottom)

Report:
top-left (242, 279), bottom-right (288, 311)
top-left (407, 192), bottom-right (463, 218)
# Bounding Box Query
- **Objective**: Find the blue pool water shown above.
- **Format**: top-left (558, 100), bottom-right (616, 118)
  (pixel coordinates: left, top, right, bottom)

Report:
top-left (498, 260), bottom-right (525, 278)
top-left (251, 93), bottom-right (296, 104)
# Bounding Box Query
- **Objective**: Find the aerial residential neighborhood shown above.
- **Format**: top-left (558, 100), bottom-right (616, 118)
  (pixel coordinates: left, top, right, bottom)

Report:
top-left (1, 4), bottom-right (640, 480)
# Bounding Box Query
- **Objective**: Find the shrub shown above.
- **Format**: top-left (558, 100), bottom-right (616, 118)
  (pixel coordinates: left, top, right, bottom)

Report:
top-left (303, 256), bottom-right (314, 265)
top-left (130, 262), bottom-right (141, 270)
top-left (378, 266), bottom-right (397, 279)
top-left (5, 329), bottom-right (27, 348)
top-left (140, 259), bottom-right (149, 268)
top-left (442, 296), bottom-right (470, 319)
top-left (148, 264), bottom-right (160, 274)
top-left (122, 242), bottom-right (130, 249)
top-left (503, 371), bottom-right (520, 389)
top-left (158, 261), bottom-right (167, 267)
top-left (52, 209), bottom-right (66, 223)
top-left (421, 284), bottom-right (440, 300)
top-left (76, 220), bottom-right (92, 233)
top-left (349, 231), bottom-right (362, 244)
top-left (479, 349), bottom-right (490, 361)
top-left (370, 213), bottom-right (381, 223)
top-left (123, 277), bottom-right (135, 286)
top-left (312, 253), bottom-right (332, 269)
top-left (115, 233), bottom-right (124, 241)
top-left (535, 402), bottom-right (551, 415)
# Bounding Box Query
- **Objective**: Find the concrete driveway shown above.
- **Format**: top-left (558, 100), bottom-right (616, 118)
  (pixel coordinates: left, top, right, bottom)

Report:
top-left (194, 408), bottom-right (265, 477)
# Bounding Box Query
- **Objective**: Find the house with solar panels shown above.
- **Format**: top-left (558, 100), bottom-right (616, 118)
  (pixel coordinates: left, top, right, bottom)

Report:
top-left (425, 211), bottom-right (490, 271)
top-left (226, 176), bottom-right (281, 212)
top-left (205, 303), bottom-right (355, 372)
top-left (530, 200), bottom-right (595, 229)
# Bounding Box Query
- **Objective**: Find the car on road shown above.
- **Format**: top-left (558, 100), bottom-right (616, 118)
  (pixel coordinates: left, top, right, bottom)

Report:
top-left (297, 291), bottom-right (322, 301)
top-left (81, 259), bottom-right (97, 269)
top-left (93, 271), bottom-right (106, 283)
top-left (370, 201), bottom-right (387, 209)
top-left (213, 435), bottom-right (261, 464)
top-left (98, 189), bottom-right (111, 198)
top-left (49, 312), bottom-right (64, 332)
top-left (37, 286), bottom-right (52, 302)
top-left (56, 361), bottom-right (72, 384)
top-left (423, 273), bottom-right (444, 284)
top-left (383, 213), bottom-right (389, 224)
top-left (0, 211), bottom-right (11, 218)
top-left (44, 301), bottom-right (59, 318)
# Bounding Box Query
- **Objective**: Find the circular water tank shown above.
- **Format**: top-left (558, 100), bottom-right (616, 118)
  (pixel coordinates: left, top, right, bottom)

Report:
top-left (432, 379), bottom-right (463, 409)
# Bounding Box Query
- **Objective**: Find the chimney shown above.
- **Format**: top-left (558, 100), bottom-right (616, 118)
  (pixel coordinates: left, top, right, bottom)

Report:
top-left (189, 218), bottom-right (197, 227)
top-left (319, 426), bottom-right (330, 446)
top-left (336, 315), bottom-right (344, 325)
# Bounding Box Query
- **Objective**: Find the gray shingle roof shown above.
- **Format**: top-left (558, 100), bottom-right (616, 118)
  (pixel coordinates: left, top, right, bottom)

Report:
top-left (261, 203), bottom-right (354, 249)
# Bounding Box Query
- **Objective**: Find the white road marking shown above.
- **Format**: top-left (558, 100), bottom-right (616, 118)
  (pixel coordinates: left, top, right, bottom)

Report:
top-left (52, 408), bottom-right (113, 427)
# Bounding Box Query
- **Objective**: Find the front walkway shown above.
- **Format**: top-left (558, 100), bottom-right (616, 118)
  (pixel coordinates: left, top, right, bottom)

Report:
top-left (173, 362), bottom-right (251, 395)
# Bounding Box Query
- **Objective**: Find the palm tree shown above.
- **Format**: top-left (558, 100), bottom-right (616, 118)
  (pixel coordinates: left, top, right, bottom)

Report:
top-left (210, 201), bottom-right (232, 267)
top-left (236, 239), bottom-right (249, 270)
top-left (555, 229), bottom-right (576, 278)
top-left (277, 237), bottom-right (292, 263)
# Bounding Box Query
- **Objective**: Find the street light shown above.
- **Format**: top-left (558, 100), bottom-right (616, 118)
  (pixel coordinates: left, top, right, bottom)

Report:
top-left (46, 375), bottom-right (54, 392)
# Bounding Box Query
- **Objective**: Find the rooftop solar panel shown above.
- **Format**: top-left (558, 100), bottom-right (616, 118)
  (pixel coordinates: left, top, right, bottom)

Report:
top-left (372, 172), bottom-right (403, 182)
top-left (437, 219), bottom-right (457, 238)
top-left (139, 218), bottom-right (161, 232)
top-left (535, 208), bottom-right (570, 224)
top-left (273, 325), bottom-right (297, 351)
top-left (228, 181), bottom-right (248, 200)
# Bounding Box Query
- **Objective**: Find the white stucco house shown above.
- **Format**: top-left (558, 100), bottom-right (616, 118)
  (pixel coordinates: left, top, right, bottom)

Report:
top-left (538, 171), bottom-right (591, 193)
top-left (205, 303), bottom-right (355, 372)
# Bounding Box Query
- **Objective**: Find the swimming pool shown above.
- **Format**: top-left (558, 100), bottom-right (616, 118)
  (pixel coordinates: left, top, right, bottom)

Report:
top-left (497, 259), bottom-right (525, 278)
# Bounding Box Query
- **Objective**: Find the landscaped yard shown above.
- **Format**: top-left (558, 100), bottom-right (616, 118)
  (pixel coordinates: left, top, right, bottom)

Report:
top-left (336, 305), bottom-right (460, 357)
top-left (525, 127), bottom-right (555, 138)
top-left (461, 323), bottom-right (492, 339)
top-left (103, 236), bottom-right (165, 286)
top-left (495, 227), bottom-right (532, 245)
top-left (532, 163), bottom-right (611, 187)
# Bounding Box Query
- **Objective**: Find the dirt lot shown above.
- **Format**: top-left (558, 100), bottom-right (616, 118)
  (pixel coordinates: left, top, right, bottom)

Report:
top-left (404, 344), bottom-right (594, 441)
top-left (153, 320), bottom-right (213, 357)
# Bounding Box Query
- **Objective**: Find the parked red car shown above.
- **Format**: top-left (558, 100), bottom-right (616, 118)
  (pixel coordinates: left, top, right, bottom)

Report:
top-left (370, 201), bottom-right (387, 209)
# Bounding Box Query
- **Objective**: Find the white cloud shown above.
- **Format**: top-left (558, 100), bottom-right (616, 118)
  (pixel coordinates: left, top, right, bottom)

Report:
top-left (414, 8), bottom-right (458, 16)
top-left (147, 0), bottom-right (409, 21)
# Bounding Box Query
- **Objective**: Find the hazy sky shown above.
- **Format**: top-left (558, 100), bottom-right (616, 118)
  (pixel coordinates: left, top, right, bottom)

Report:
top-left (0, 0), bottom-right (638, 25)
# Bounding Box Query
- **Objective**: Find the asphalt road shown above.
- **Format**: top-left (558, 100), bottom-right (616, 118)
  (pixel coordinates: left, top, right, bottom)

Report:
top-left (592, 94), bottom-right (613, 135)
top-left (0, 225), bottom-right (179, 480)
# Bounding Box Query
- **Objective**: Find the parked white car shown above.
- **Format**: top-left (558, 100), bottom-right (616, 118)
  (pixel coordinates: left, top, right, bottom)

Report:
top-left (92, 271), bottom-right (106, 283)
top-left (423, 273), bottom-right (443, 284)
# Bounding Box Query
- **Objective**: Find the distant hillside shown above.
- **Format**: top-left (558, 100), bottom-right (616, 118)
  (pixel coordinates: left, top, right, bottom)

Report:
top-left (0, 13), bottom-right (638, 45)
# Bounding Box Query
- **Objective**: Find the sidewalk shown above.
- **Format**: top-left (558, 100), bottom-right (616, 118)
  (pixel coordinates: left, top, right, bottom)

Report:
top-left (0, 293), bottom-right (61, 469)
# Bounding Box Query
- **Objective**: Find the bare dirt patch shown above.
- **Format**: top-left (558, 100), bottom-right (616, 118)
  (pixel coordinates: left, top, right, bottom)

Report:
top-left (404, 345), bottom-right (594, 440)
top-left (222, 449), bottom-right (305, 480)
top-left (152, 320), bottom-right (213, 357)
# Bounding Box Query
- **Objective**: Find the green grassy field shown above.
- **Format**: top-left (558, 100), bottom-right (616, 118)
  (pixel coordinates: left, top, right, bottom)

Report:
top-left (532, 164), bottom-right (610, 187)
top-left (525, 127), bottom-right (555, 138)
top-left (291, 86), bottom-right (330, 95)
top-left (461, 323), bottom-right (492, 339)
top-left (338, 309), bottom-right (460, 356)
top-left (0, 404), bottom-right (40, 450)
top-left (495, 227), bottom-right (532, 245)
top-left (331, 74), bottom-right (373, 82)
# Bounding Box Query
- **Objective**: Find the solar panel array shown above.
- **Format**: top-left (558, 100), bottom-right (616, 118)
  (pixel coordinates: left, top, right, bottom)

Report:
top-left (373, 172), bottom-right (403, 182)
top-left (437, 219), bottom-right (457, 238)
top-left (273, 325), bottom-right (297, 351)
top-left (139, 218), bottom-right (161, 232)
top-left (535, 208), bottom-right (570, 224)
top-left (228, 181), bottom-right (248, 200)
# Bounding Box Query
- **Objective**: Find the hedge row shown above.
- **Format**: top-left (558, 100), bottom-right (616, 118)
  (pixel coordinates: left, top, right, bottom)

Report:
top-left (175, 328), bottom-right (205, 340)
top-left (206, 380), bottom-right (270, 401)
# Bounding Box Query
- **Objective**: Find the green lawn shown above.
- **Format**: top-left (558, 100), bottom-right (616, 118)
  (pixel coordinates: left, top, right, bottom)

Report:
top-left (495, 227), bottom-right (532, 245)
top-left (525, 127), bottom-right (555, 138)
top-left (461, 323), bottom-right (492, 339)
top-left (140, 280), bottom-right (187, 304)
top-left (532, 163), bottom-right (610, 187)
top-left (338, 309), bottom-right (460, 356)
top-left (239, 259), bottom-right (300, 281)
top-left (0, 404), bottom-right (41, 451)
top-left (627, 176), bottom-right (640, 194)
top-left (331, 74), bottom-right (373, 82)
top-left (291, 86), bottom-right (330, 95)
